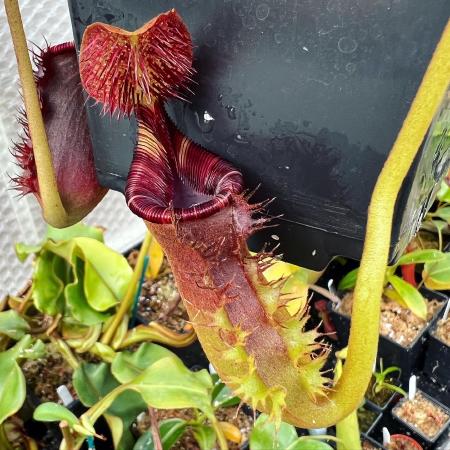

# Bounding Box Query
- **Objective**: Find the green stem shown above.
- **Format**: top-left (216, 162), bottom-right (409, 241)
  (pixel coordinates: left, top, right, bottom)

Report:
top-left (0, 423), bottom-right (15, 450)
top-left (210, 416), bottom-right (228, 450)
top-left (4, 0), bottom-right (68, 227)
top-left (51, 338), bottom-right (80, 370)
top-left (101, 232), bottom-right (153, 345)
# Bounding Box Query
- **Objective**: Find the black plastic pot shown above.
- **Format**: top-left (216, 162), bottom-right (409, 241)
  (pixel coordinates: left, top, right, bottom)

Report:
top-left (329, 289), bottom-right (447, 383)
top-left (361, 434), bottom-right (387, 450)
top-left (359, 404), bottom-right (383, 436)
top-left (365, 375), bottom-right (402, 413)
top-left (391, 389), bottom-right (450, 448)
top-left (423, 309), bottom-right (450, 390)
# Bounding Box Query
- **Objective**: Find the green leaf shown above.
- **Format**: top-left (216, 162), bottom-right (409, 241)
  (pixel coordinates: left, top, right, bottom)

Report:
top-left (65, 259), bottom-right (110, 325)
top-left (423, 252), bottom-right (450, 290)
top-left (112, 343), bottom-right (175, 384)
top-left (33, 251), bottom-right (65, 316)
top-left (193, 424), bottom-right (216, 450)
top-left (74, 237), bottom-right (132, 310)
top-left (73, 362), bottom-right (146, 450)
top-left (397, 249), bottom-right (445, 266)
top-left (212, 382), bottom-right (240, 408)
top-left (287, 440), bottom-right (333, 450)
top-left (46, 223), bottom-right (104, 243)
top-left (0, 349), bottom-right (26, 424)
top-left (0, 310), bottom-right (30, 340)
top-left (15, 242), bottom-right (43, 262)
top-left (250, 414), bottom-right (298, 450)
top-left (337, 268), bottom-right (359, 291)
top-left (73, 362), bottom-right (119, 407)
top-left (129, 357), bottom-right (214, 415)
top-left (133, 419), bottom-right (187, 450)
top-left (33, 403), bottom-right (78, 427)
top-left (387, 275), bottom-right (427, 320)
top-left (434, 206), bottom-right (450, 223)
top-left (0, 336), bottom-right (41, 424)
top-left (437, 180), bottom-right (450, 203)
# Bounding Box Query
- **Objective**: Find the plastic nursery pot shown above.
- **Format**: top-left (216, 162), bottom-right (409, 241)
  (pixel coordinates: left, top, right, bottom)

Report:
top-left (362, 434), bottom-right (387, 450)
top-left (329, 289), bottom-right (447, 384)
top-left (389, 434), bottom-right (423, 450)
top-left (423, 309), bottom-right (450, 390)
top-left (365, 375), bottom-right (402, 413)
top-left (391, 389), bottom-right (450, 447)
top-left (359, 404), bottom-right (383, 436)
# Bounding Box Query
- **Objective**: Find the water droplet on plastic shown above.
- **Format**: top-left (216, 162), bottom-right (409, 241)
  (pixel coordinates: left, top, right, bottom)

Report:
top-left (195, 110), bottom-right (215, 133)
top-left (271, 234), bottom-right (280, 241)
top-left (226, 106), bottom-right (237, 120)
top-left (234, 134), bottom-right (249, 144)
top-left (256, 3), bottom-right (270, 21)
top-left (274, 32), bottom-right (284, 45)
top-left (345, 62), bottom-right (356, 74)
top-left (338, 36), bottom-right (358, 54)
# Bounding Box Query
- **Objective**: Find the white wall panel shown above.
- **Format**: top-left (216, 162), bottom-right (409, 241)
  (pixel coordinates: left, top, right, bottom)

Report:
top-left (0, 0), bottom-right (145, 297)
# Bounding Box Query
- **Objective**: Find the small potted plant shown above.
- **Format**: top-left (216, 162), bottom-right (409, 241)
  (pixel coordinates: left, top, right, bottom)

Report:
top-left (365, 361), bottom-right (406, 412)
top-left (332, 248), bottom-right (448, 381)
top-left (423, 302), bottom-right (450, 389)
top-left (392, 389), bottom-right (450, 446)
top-left (388, 434), bottom-right (423, 450)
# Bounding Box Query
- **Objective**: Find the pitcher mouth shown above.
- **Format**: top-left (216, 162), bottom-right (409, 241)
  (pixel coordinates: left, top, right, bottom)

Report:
top-left (125, 104), bottom-right (243, 224)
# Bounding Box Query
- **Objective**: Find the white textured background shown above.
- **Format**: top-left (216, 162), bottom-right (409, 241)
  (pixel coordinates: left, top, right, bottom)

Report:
top-left (0, 0), bottom-right (146, 297)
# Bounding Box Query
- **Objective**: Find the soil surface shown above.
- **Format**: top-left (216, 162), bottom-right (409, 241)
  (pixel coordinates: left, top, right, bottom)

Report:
top-left (338, 291), bottom-right (441, 347)
top-left (387, 436), bottom-right (422, 450)
top-left (365, 376), bottom-right (398, 407)
top-left (394, 391), bottom-right (449, 439)
top-left (21, 352), bottom-right (76, 403)
top-left (362, 439), bottom-right (381, 450)
top-left (435, 317), bottom-right (450, 346)
top-left (136, 406), bottom-right (253, 450)
top-left (127, 251), bottom-right (189, 333)
top-left (358, 406), bottom-right (378, 433)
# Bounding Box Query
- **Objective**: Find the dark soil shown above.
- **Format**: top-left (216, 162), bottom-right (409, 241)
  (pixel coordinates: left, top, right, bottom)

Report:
top-left (136, 406), bottom-right (253, 450)
top-left (362, 439), bottom-right (381, 450)
top-left (21, 352), bottom-right (76, 403)
top-left (339, 291), bottom-right (441, 347)
top-left (394, 391), bottom-right (449, 439)
top-left (357, 405), bottom-right (378, 433)
top-left (365, 376), bottom-right (398, 407)
top-left (435, 317), bottom-right (450, 346)
top-left (126, 251), bottom-right (189, 333)
top-left (388, 435), bottom-right (422, 450)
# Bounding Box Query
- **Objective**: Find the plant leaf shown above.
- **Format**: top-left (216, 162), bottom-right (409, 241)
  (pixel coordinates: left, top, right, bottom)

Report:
top-left (15, 243), bottom-right (43, 262)
top-left (129, 356), bottom-right (213, 415)
top-left (250, 414), bottom-right (298, 450)
top-left (0, 310), bottom-right (30, 340)
top-left (286, 440), bottom-right (334, 450)
top-left (65, 259), bottom-right (110, 325)
top-left (337, 268), bottom-right (359, 291)
top-left (0, 350), bottom-right (26, 424)
top-left (423, 252), bottom-right (450, 290)
top-left (433, 206), bottom-right (450, 223)
top-left (437, 180), bottom-right (450, 203)
top-left (192, 424), bottom-right (216, 450)
top-left (73, 361), bottom-right (146, 449)
top-left (33, 251), bottom-right (65, 316)
top-left (112, 343), bottom-right (174, 383)
top-left (33, 403), bottom-right (78, 427)
top-left (387, 275), bottom-right (427, 320)
top-left (133, 419), bottom-right (187, 450)
top-left (46, 223), bottom-right (104, 243)
top-left (147, 236), bottom-right (165, 280)
top-left (397, 249), bottom-right (444, 266)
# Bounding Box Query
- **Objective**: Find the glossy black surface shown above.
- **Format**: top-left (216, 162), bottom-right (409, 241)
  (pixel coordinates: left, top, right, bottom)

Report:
top-left (68, 0), bottom-right (450, 269)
